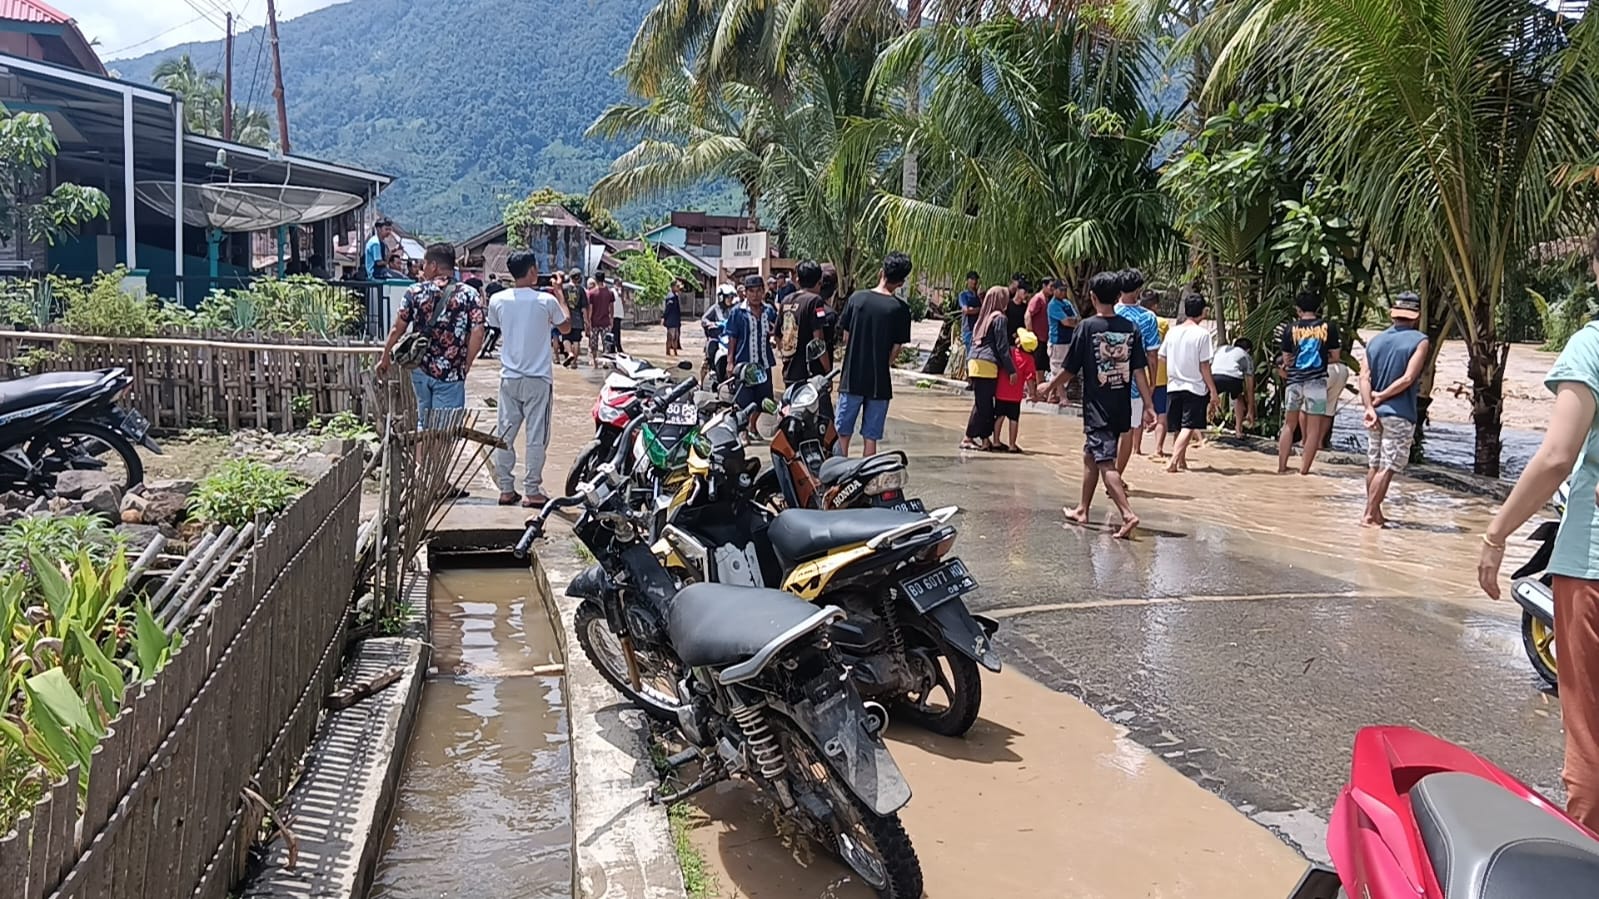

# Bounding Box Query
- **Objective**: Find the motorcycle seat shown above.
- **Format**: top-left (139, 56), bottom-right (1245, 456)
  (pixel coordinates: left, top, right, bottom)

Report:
top-left (817, 456), bottom-right (866, 485)
top-left (667, 583), bottom-right (838, 681)
top-left (0, 370), bottom-right (112, 415)
top-left (1412, 771), bottom-right (1599, 899)
top-left (767, 507), bottom-right (926, 569)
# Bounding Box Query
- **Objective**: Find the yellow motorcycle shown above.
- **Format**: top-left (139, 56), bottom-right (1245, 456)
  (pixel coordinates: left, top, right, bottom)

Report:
top-left (648, 398), bottom-right (999, 737)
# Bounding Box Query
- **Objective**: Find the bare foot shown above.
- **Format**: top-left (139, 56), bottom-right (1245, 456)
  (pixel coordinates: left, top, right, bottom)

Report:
top-left (1165, 462), bottom-right (1188, 473)
top-left (1063, 506), bottom-right (1089, 526)
top-left (1362, 515), bottom-right (1387, 528)
top-left (1112, 515), bottom-right (1140, 539)
top-left (1277, 466), bottom-right (1292, 474)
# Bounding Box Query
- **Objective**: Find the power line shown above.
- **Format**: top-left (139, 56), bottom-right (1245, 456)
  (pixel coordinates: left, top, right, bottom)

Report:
top-left (102, 15), bottom-right (207, 58)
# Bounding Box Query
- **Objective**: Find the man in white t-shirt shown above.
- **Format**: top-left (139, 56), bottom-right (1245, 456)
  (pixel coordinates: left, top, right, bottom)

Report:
top-left (1158, 295), bottom-right (1219, 473)
top-left (489, 250), bottom-right (569, 507)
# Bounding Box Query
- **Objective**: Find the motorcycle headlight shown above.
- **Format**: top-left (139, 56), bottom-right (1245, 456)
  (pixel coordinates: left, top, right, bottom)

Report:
top-left (789, 383), bottom-right (819, 414)
top-left (597, 403), bottom-right (627, 424)
top-left (864, 469), bottom-right (908, 495)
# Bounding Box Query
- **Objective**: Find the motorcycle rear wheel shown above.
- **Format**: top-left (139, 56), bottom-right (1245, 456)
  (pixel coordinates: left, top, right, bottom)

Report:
top-left (1521, 611), bottom-right (1559, 689)
top-left (779, 723), bottom-right (923, 899)
top-left (566, 439), bottom-right (605, 497)
top-left (30, 421), bottom-right (144, 494)
top-left (574, 600), bottom-right (684, 722)
top-left (895, 647), bottom-right (983, 737)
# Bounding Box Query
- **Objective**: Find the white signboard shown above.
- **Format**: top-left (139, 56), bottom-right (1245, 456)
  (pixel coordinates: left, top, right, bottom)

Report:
top-left (720, 231), bottom-right (768, 269)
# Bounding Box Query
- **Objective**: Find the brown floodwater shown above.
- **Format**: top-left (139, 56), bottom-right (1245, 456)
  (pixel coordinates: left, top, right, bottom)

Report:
top-left (368, 567), bottom-right (571, 899)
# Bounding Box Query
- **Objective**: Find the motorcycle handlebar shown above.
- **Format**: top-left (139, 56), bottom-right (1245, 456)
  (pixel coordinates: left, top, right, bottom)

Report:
top-left (514, 495), bottom-right (587, 557)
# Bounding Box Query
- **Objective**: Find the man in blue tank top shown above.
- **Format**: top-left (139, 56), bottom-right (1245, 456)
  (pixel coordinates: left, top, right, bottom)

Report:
top-left (1358, 291), bottom-right (1430, 526)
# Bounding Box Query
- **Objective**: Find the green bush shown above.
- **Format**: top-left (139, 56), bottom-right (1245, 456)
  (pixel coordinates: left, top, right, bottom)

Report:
top-left (0, 514), bottom-right (124, 577)
top-left (1530, 284), bottom-right (1598, 353)
top-left (57, 268), bottom-right (192, 337)
top-left (195, 276), bottom-right (360, 337)
top-left (188, 460), bottom-right (304, 527)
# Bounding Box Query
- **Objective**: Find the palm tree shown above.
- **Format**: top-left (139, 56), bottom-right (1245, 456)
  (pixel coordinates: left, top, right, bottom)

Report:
top-left (151, 53), bottom-right (274, 150)
top-left (866, 14), bottom-right (1174, 285)
top-left (1199, 0), bottom-right (1599, 476)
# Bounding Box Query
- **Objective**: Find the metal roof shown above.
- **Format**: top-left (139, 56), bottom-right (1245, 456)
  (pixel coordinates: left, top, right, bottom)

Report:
top-left (0, 0), bottom-right (70, 24)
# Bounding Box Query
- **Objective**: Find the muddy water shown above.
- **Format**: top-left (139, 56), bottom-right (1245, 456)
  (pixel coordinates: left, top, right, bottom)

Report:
top-left (1330, 404), bottom-right (1544, 477)
top-left (368, 568), bottom-right (571, 899)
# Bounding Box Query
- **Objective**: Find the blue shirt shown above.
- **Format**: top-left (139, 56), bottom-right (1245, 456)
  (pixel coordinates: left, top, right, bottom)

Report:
top-left (364, 235), bottom-right (385, 276)
top-left (958, 289), bottom-right (980, 341)
top-left (725, 301), bottom-right (778, 370)
top-left (1366, 325), bottom-right (1427, 422)
top-left (1047, 297), bottom-right (1078, 345)
top-left (1548, 323), bottom-right (1599, 581)
top-left (1114, 303), bottom-right (1161, 397)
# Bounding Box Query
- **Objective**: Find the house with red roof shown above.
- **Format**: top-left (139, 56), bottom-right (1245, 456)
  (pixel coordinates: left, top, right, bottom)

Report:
top-left (0, 0), bottom-right (104, 74)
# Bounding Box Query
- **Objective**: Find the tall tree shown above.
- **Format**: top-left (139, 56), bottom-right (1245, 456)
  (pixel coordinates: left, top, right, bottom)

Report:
top-left (1200, 0), bottom-right (1599, 476)
top-left (151, 53), bottom-right (273, 150)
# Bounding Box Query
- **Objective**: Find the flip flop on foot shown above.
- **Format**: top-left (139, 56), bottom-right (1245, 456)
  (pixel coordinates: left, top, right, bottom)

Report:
top-left (498, 492), bottom-right (521, 506)
top-left (1007, 444), bottom-right (1023, 453)
top-left (1112, 515), bottom-right (1140, 539)
top-left (522, 493), bottom-right (551, 509)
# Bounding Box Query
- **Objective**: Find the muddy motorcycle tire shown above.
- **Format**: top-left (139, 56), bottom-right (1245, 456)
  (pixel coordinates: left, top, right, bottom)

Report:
top-left (895, 648), bottom-right (982, 737)
top-left (565, 439), bottom-right (606, 497)
top-left (1521, 610), bottom-right (1559, 690)
top-left (29, 421), bottom-right (144, 495)
top-left (573, 600), bottom-right (683, 723)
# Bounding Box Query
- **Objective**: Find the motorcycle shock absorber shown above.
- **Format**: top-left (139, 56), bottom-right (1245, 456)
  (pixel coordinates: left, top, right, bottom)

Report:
top-left (729, 698), bottom-right (788, 785)
top-left (882, 590), bottom-right (908, 662)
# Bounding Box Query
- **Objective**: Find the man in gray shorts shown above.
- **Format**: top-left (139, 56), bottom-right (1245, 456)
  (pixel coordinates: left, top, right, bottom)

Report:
top-left (1359, 291), bottom-right (1429, 526)
top-left (1277, 291), bottom-right (1343, 475)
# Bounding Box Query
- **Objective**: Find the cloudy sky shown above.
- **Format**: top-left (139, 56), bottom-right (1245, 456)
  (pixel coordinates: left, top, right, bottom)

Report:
top-left (68, 0), bottom-right (342, 60)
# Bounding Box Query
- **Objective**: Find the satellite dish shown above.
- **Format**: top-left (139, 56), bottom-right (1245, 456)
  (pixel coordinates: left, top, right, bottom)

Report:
top-left (135, 181), bottom-right (363, 232)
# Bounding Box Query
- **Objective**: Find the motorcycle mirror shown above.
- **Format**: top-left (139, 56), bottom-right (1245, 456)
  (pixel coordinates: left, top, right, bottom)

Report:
top-left (806, 339), bottom-right (827, 362)
top-left (677, 360), bottom-right (694, 371)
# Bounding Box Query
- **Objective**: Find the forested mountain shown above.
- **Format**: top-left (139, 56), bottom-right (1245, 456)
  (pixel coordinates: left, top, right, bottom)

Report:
top-left (111, 0), bottom-right (741, 237)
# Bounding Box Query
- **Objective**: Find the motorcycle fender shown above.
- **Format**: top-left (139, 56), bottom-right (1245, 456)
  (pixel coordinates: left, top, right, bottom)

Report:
top-left (773, 692), bottom-right (912, 817)
top-left (925, 600), bottom-right (1002, 673)
top-left (1512, 577), bottom-right (1555, 624)
top-left (565, 563), bottom-right (614, 600)
top-left (140, 434), bottom-right (164, 454)
top-left (1283, 865), bottom-right (1341, 899)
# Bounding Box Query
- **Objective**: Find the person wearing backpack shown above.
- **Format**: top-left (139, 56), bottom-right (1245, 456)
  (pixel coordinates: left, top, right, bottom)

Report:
top-left (776, 266), bottom-right (809, 383)
top-left (376, 243), bottom-right (486, 432)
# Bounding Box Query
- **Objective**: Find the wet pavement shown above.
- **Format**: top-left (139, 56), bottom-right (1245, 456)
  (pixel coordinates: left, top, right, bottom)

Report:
top-left (369, 568), bottom-right (571, 899)
top-left (433, 349), bottom-right (1567, 895)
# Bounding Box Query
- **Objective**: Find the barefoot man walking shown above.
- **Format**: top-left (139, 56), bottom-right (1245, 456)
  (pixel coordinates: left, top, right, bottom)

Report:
top-left (1044, 271), bottom-right (1155, 538)
top-left (1358, 291), bottom-right (1430, 526)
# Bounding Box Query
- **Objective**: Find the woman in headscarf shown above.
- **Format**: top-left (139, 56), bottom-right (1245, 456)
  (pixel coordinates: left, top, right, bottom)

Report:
top-left (962, 286), bottom-right (1016, 451)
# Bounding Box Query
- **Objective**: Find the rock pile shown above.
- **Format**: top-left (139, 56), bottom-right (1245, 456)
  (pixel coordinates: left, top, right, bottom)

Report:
top-left (0, 472), bottom-right (197, 541)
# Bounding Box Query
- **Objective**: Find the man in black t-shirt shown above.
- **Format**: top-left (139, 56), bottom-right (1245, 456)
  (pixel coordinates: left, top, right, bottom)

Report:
top-left (835, 251), bottom-right (914, 457)
top-left (782, 260), bottom-right (831, 384)
top-left (1042, 270), bottom-right (1154, 539)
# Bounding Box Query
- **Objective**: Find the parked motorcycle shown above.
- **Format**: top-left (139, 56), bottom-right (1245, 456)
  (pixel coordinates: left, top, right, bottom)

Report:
top-left (1510, 481), bottom-right (1568, 688)
top-left (515, 379), bottom-right (925, 899)
top-left (1286, 725), bottom-right (1599, 899)
top-left (750, 342), bottom-right (918, 514)
top-left (566, 353), bottom-right (693, 495)
top-left (652, 396), bottom-right (1000, 736)
top-left (0, 367), bottom-right (161, 495)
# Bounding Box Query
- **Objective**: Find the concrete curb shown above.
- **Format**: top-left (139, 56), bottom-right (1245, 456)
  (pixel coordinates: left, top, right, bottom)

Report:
top-left (533, 539), bottom-right (689, 899)
top-left (242, 574), bottom-right (431, 899)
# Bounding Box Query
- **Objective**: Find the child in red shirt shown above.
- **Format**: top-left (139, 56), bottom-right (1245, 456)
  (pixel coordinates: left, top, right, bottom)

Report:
top-left (992, 328), bottom-right (1038, 452)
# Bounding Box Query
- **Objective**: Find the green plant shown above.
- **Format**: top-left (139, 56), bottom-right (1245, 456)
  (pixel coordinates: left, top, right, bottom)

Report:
top-left (12, 345), bottom-right (62, 375)
top-left (318, 410), bottom-right (374, 440)
top-left (291, 394), bottom-right (313, 420)
top-left (616, 239), bottom-right (673, 311)
top-left (1530, 286), bottom-right (1598, 353)
top-left (377, 597), bottom-right (415, 637)
top-left (0, 514), bottom-right (124, 579)
top-left (195, 277), bottom-right (360, 337)
top-left (668, 801), bottom-right (714, 899)
top-left (894, 345), bottom-right (921, 368)
top-left (188, 460), bottom-right (304, 527)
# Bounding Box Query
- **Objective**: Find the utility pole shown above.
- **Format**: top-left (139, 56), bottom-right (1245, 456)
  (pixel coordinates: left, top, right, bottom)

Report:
top-left (222, 12), bottom-right (234, 141)
top-left (266, 0), bottom-right (291, 154)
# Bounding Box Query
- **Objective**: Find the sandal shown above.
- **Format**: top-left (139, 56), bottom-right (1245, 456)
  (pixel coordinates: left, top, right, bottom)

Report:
top-left (1007, 445), bottom-right (1023, 454)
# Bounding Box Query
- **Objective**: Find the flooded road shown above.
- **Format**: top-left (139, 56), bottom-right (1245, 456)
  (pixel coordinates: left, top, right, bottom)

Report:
top-left (369, 568), bottom-right (571, 899)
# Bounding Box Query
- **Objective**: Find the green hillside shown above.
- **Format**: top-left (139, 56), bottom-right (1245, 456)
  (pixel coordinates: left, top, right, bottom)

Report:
top-left (110, 0), bottom-right (741, 237)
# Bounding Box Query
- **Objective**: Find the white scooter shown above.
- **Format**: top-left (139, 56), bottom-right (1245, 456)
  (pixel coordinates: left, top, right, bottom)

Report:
top-left (1510, 481), bottom-right (1569, 688)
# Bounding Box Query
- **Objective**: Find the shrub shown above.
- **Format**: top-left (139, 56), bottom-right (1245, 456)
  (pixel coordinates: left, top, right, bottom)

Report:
top-left (57, 268), bottom-right (191, 337)
top-left (0, 514), bottom-right (124, 578)
top-left (1530, 284), bottom-right (1598, 353)
top-left (311, 410), bottom-right (375, 440)
top-left (188, 460), bottom-right (304, 527)
top-left (195, 276), bottom-right (360, 337)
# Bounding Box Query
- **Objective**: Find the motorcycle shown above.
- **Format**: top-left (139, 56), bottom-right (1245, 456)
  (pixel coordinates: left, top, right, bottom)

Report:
top-left (1286, 725), bottom-right (1599, 899)
top-left (566, 353), bottom-right (693, 495)
top-left (651, 393), bottom-right (1001, 737)
top-left (757, 349), bottom-right (919, 514)
top-left (1510, 481), bottom-right (1568, 688)
top-left (515, 379), bottom-right (925, 899)
top-left (0, 367), bottom-right (162, 495)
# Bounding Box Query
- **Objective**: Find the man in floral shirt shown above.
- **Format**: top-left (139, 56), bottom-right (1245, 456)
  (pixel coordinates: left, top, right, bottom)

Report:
top-left (378, 243), bottom-right (487, 428)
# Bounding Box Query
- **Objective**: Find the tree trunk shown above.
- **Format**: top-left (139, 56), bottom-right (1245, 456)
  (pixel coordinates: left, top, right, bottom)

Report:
top-left (923, 311), bottom-right (953, 374)
top-left (902, 0), bottom-right (923, 201)
top-left (1466, 331), bottom-right (1509, 478)
top-left (1411, 259), bottom-right (1452, 463)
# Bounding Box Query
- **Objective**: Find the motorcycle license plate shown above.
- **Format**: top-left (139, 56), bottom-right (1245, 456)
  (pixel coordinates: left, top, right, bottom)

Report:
top-left (120, 408), bottom-right (151, 442)
top-left (664, 401), bottom-right (697, 425)
top-left (886, 498), bottom-right (925, 514)
top-left (898, 558), bottom-right (977, 614)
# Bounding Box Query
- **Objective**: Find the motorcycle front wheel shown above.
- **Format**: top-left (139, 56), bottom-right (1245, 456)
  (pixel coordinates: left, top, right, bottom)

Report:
top-left (1522, 611), bottom-right (1559, 689)
top-left (574, 600), bottom-right (684, 722)
top-left (895, 645), bottom-right (983, 737)
top-left (30, 421), bottom-right (144, 494)
top-left (565, 438), bottom-right (606, 497)
top-left (779, 722), bottom-right (923, 899)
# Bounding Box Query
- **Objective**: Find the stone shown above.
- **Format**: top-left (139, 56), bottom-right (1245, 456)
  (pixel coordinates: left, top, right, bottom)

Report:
top-left (141, 491), bottom-right (190, 526)
top-left (321, 438), bottom-right (350, 458)
top-left (79, 484), bottom-right (121, 520)
top-left (115, 524), bottom-right (163, 555)
top-left (146, 479), bottom-right (198, 497)
top-left (120, 508), bottom-right (143, 525)
top-left (0, 509), bottom-right (22, 530)
top-left (53, 469), bottom-right (114, 500)
top-left (26, 496), bottom-right (48, 514)
top-left (286, 453), bottom-right (333, 484)
top-left (121, 491), bottom-right (149, 514)
top-left (0, 490), bottom-right (33, 510)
